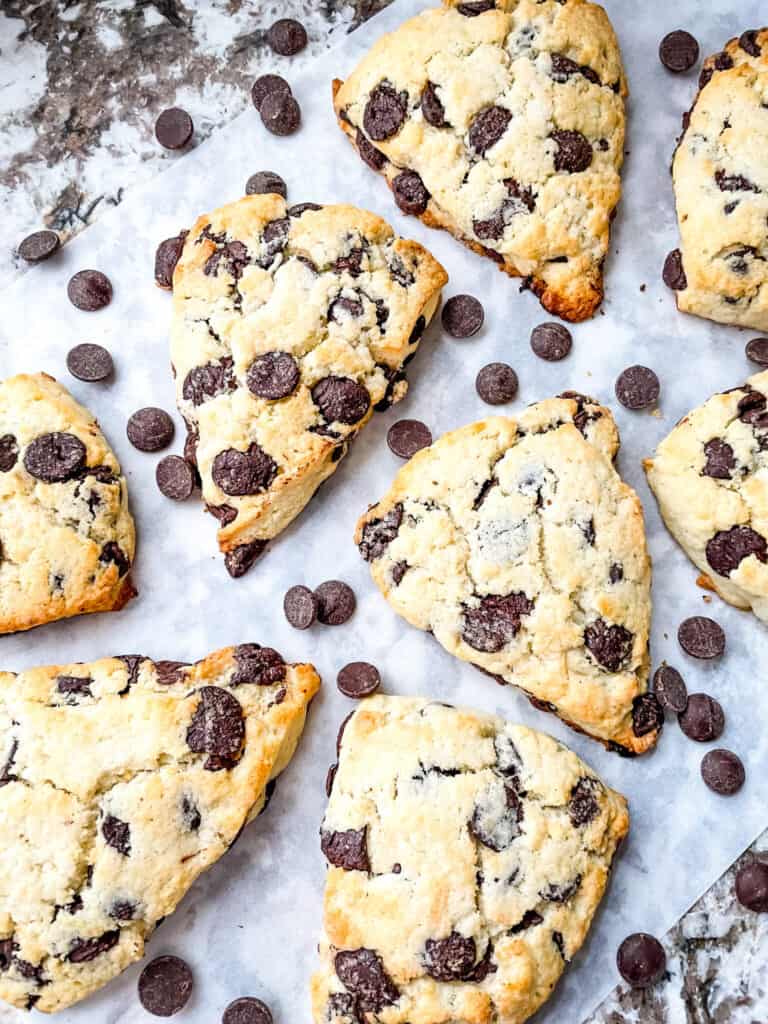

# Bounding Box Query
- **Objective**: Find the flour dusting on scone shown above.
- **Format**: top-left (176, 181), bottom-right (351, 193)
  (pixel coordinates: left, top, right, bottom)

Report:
top-left (332, 0), bottom-right (626, 322)
top-left (355, 395), bottom-right (660, 755)
top-left (312, 696), bottom-right (629, 1024)
top-left (170, 195), bottom-right (447, 577)
top-left (0, 644), bottom-right (319, 1012)
top-left (0, 373), bottom-right (135, 634)
top-left (669, 28), bottom-right (768, 330)
top-left (645, 370), bottom-right (768, 621)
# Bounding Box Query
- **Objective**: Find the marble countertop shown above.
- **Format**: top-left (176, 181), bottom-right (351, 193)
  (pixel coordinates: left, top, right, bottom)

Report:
top-left (1, 2), bottom-right (767, 1021)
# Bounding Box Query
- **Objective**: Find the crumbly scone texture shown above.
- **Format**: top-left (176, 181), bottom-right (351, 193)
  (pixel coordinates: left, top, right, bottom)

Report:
top-left (312, 696), bottom-right (629, 1024)
top-left (672, 27), bottom-right (768, 330)
top-left (170, 195), bottom-right (447, 577)
top-left (332, 0), bottom-right (626, 322)
top-left (355, 394), bottom-right (659, 755)
top-left (0, 644), bottom-right (320, 1012)
top-left (645, 368), bottom-right (768, 621)
top-left (0, 373), bottom-right (136, 634)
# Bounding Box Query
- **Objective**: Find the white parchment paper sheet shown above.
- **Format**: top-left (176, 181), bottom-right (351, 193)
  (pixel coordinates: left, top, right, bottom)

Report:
top-left (1, 1), bottom-right (766, 1020)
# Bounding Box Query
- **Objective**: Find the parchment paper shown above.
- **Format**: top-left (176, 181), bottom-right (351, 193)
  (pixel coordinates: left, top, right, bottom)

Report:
top-left (1, 1), bottom-right (766, 1020)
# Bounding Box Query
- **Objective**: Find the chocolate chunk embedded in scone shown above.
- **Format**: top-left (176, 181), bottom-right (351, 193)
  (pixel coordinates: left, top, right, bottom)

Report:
top-left (0, 373), bottom-right (136, 634)
top-left (332, 0), bottom-right (627, 322)
top-left (0, 644), bottom-right (319, 1013)
top-left (645, 369), bottom-right (768, 620)
top-left (669, 28), bottom-right (768, 330)
top-left (354, 395), bottom-right (657, 754)
top-left (170, 195), bottom-right (446, 576)
top-left (311, 697), bottom-right (629, 1024)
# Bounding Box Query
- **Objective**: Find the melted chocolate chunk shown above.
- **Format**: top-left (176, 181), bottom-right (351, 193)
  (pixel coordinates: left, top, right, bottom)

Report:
top-left (100, 541), bottom-right (131, 577)
top-left (182, 358), bottom-right (237, 406)
top-left (663, 248), bottom-right (687, 290)
top-left (550, 129), bottom-right (592, 172)
top-left (24, 432), bottom-right (86, 482)
top-left (231, 644), bottom-right (286, 686)
top-left (739, 29), bottom-right (762, 57)
top-left (334, 948), bottom-right (399, 1012)
top-left (355, 128), bottom-right (387, 171)
top-left (469, 782), bottom-right (523, 851)
top-left (715, 169), bottom-right (760, 193)
top-left (0, 435), bottom-right (18, 472)
top-left (312, 376), bottom-right (370, 425)
top-left (212, 444), bottom-right (277, 496)
top-left (67, 930), bottom-right (120, 963)
top-left (632, 692), bottom-right (664, 737)
top-left (392, 170), bottom-right (430, 216)
top-left (469, 106), bottom-right (512, 155)
top-left (702, 438), bottom-right (735, 479)
top-left (423, 932), bottom-right (478, 981)
top-left (461, 593), bottom-right (534, 653)
top-left (363, 82), bottom-right (408, 142)
top-left (186, 686), bottom-right (245, 770)
top-left (321, 827), bottom-right (370, 871)
top-left (568, 777), bottom-right (601, 826)
top-left (584, 619), bottom-right (633, 672)
top-left (550, 53), bottom-right (600, 84)
top-left (225, 539), bottom-right (268, 578)
top-left (102, 815), bottom-right (131, 855)
top-left (706, 525), bottom-right (767, 577)
top-left (421, 81), bottom-right (447, 127)
top-left (540, 876), bottom-right (582, 902)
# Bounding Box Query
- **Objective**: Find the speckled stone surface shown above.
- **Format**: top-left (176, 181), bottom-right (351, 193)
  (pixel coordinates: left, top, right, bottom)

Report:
top-left (1, 2), bottom-right (767, 1021)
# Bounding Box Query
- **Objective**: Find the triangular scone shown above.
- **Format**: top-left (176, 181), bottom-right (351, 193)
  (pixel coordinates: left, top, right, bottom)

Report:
top-left (355, 394), bottom-right (660, 754)
top-left (170, 195), bottom-right (447, 577)
top-left (0, 644), bottom-right (320, 1012)
top-left (312, 696), bottom-right (629, 1024)
top-left (670, 29), bottom-right (768, 330)
top-left (332, 0), bottom-right (626, 322)
top-left (645, 370), bottom-right (768, 621)
top-left (0, 373), bottom-right (135, 634)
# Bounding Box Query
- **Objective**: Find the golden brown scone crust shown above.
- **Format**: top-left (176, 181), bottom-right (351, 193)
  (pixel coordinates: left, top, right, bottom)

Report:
top-left (355, 394), bottom-right (659, 755)
top-left (0, 373), bottom-right (136, 634)
top-left (312, 696), bottom-right (629, 1024)
top-left (0, 643), bottom-right (319, 1013)
top-left (332, 0), bottom-right (626, 322)
top-left (170, 195), bottom-right (447, 576)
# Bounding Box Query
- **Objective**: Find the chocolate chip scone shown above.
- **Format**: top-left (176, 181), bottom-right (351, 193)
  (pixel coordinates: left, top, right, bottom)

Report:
top-left (0, 643), bottom-right (320, 1012)
top-left (355, 394), bottom-right (660, 755)
top-left (170, 195), bottom-right (447, 577)
top-left (0, 373), bottom-right (135, 634)
top-left (332, 0), bottom-right (626, 322)
top-left (669, 28), bottom-right (768, 330)
top-left (312, 696), bottom-right (629, 1024)
top-left (645, 370), bottom-right (768, 621)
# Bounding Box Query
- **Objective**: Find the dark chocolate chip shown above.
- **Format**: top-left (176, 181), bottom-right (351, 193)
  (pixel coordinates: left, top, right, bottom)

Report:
top-left (102, 814), bottom-right (131, 856)
top-left (550, 53), bottom-right (600, 85)
top-left (24, 432), bottom-right (86, 482)
top-left (18, 229), bottom-right (60, 263)
top-left (247, 351), bottom-right (300, 400)
top-left (312, 376), bottom-right (370, 425)
top-left (469, 105), bottom-right (512, 155)
top-left (284, 585), bottom-right (318, 629)
top-left (67, 270), bottom-right (113, 311)
top-left (267, 17), bottom-right (307, 56)
top-left (66, 342), bottom-right (113, 382)
top-left (355, 128), bottom-right (387, 171)
top-left (363, 82), bottom-right (408, 142)
top-left (746, 337), bottom-right (768, 367)
top-left (231, 644), bottom-right (285, 687)
top-left (392, 170), bottom-right (430, 215)
top-left (422, 81), bottom-right (447, 127)
top-left (245, 171), bottom-right (288, 198)
top-left (337, 662), bottom-right (381, 699)
top-left (679, 692), bottom-right (725, 742)
top-left (138, 955), bottom-right (194, 1017)
top-left (615, 365), bottom-right (660, 410)
top-left (663, 249), bottom-right (687, 290)
top-left (653, 664), bottom-right (688, 713)
top-left (127, 407), bottom-right (175, 452)
top-left (321, 826), bottom-right (370, 871)
top-left (659, 30), bottom-right (700, 72)
top-left (702, 438), bottom-right (735, 479)
top-left (315, 580), bottom-right (356, 626)
top-left (212, 444), bottom-right (277, 496)
top-left (424, 933), bottom-right (477, 981)
top-left (57, 674), bottom-right (93, 699)
top-left (222, 996), bottom-right (273, 1024)
top-left (186, 686), bottom-right (245, 770)
top-left (225, 539), bottom-right (268, 578)
top-left (475, 362), bottom-right (518, 405)
top-left (617, 933), bottom-right (666, 989)
top-left (358, 504), bottom-right (403, 561)
top-left (325, 763), bottom-right (338, 797)
top-left (67, 930), bottom-right (120, 963)
top-left (715, 169), bottom-right (759, 193)
top-left (632, 693), bottom-right (664, 737)
top-left (155, 660), bottom-right (188, 686)
top-left (469, 783), bottom-right (523, 851)
top-left (0, 435), bottom-right (18, 472)
top-left (530, 322), bottom-right (572, 361)
top-left (182, 358), bottom-right (237, 406)
top-left (100, 541), bottom-right (130, 576)
top-left (736, 861), bottom-right (768, 912)
top-left (457, 0), bottom-right (495, 13)
top-left (584, 618), bottom-right (633, 672)
top-left (609, 563), bottom-right (623, 583)
top-left (260, 91), bottom-right (301, 136)
top-left (678, 616), bottom-right (725, 659)
top-left (509, 910), bottom-right (543, 933)
top-left (154, 232), bottom-right (187, 289)
top-left (442, 294), bottom-right (484, 338)
top-left (334, 948), bottom-right (399, 1012)
top-left (568, 777), bottom-right (601, 826)
top-left (156, 455), bottom-right (196, 501)
top-left (462, 593), bottom-right (534, 653)
top-left (706, 525), bottom-right (767, 577)
top-left (387, 419), bottom-right (432, 459)
top-left (251, 74), bottom-right (292, 112)
top-left (540, 876), bottom-right (582, 902)
top-left (109, 900), bottom-right (136, 921)
top-left (550, 129), bottom-right (592, 173)
top-left (701, 748), bottom-right (745, 795)
top-left (739, 29), bottom-right (762, 57)
top-left (155, 107), bottom-right (193, 149)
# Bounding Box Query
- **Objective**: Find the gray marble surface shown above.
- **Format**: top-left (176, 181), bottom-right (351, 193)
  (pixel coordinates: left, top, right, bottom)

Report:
top-left (1, 2), bottom-right (768, 1021)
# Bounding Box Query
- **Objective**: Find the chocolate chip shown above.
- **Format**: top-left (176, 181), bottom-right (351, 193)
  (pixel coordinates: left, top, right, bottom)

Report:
top-left (469, 782), bottom-right (523, 850)
top-left (739, 29), bottom-right (762, 57)
top-left (57, 674), bottom-right (93, 698)
top-left (424, 933), bottom-right (477, 981)
top-left (315, 580), bottom-right (356, 625)
top-left (260, 91), bottom-right (301, 136)
top-left (67, 930), bottom-right (120, 963)
top-left (18, 229), bottom-right (59, 263)
top-left (186, 686), bottom-right (245, 770)
top-left (358, 504), bottom-right (403, 561)
top-left (321, 827), bottom-right (370, 871)
top-left (325, 763), bottom-right (338, 797)
top-left (208, 502), bottom-right (237, 526)
top-left (247, 351), bottom-right (300, 400)
top-left (225, 539), bottom-right (268, 578)
top-left (615, 365), bottom-right (660, 410)
top-left (246, 171), bottom-right (288, 198)
top-left (584, 618), bottom-right (633, 672)
top-left (469, 105), bottom-right (512, 155)
top-left (154, 232), bottom-right (187, 289)
top-left (118, 655), bottom-right (145, 688)
top-left (462, 593), bottom-right (534, 653)
top-left (663, 249), bottom-right (687, 290)
top-left (222, 997), bottom-right (273, 1024)
top-left (231, 644), bottom-right (285, 687)
top-left (679, 693), bottom-right (725, 742)
top-left (392, 170), bottom-right (430, 215)
top-left (312, 376), bottom-right (370, 425)
top-left (678, 616), bottom-right (725, 659)
top-left (156, 455), bottom-right (195, 501)
top-left (355, 129), bottom-right (387, 172)
top-left (568, 777), bottom-right (601, 826)
top-left (475, 362), bottom-right (518, 405)
top-left (616, 933), bottom-right (666, 989)
top-left (530, 322), bottom-right (572, 361)
top-left (457, 0), bottom-right (495, 13)
top-left (66, 343), bottom-right (113, 382)
top-left (736, 861), bottom-right (768, 912)
top-left (653, 664), bottom-right (688, 712)
top-left (267, 17), bottom-right (307, 56)
top-left (251, 74), bottom-right (291, 112)
top-left (127, 407), bottom-right (175, 452)
top-left (0, 435), bottom-right (18, 472)
top-left (387, 419), bottom-right (432, 459)
top-left (509, 910), bottom-right (543, 933)
top-left (746, 337), bottom-right (768, 367)
top-left (138, 955), bottom-right (194, 1017)
top-left (102, 814), bottom-right (131, 855)
top-left (155, 660), bottom-right (188, 686)
top-left (715, 170), bottom-right (759, 193)
top-left (24, 432), bottom-right (86, 482)
top-left (609, 563), bottom-right (623, 583)
top-left (284, 585), bottom-right (318, 629)
top-left (421, 81), bottom-right (447, 127)
top-left (155, 107), bottom-right (193, 149)
top-left (550, 53), bottom-right (600, 85)
top-left (67, 269), bottom-right (113, 311)
top-left (442, 294), bottom-right (484, 338)
top-left (182, 358), bottom-right (237, 406)
top-left (659, 30), bottom-right (700, 72)
top-left (334, 948), bottom-right (399, 1012)
top-left (550, 129), bottom-right (592, 173)
top-left (632, 693), bottom-right (664, 737)
top-left (706, 525), bottom-right (767, 577)
top-left (701, 748), bottom-right (745, 795)
top-left (110, 900), bottom-right (136, 921)
top-left (329, 295), bottom-right (364, 321)
top-left (337, 662), bottom-right (381, 699)
top-left (212, 444), bottom-right (277, 495)
top-left (101, 541), bottom-right (130, 576)
top-left (702, 438), bottom-right (735, 479)
top-left (363, 82), bottom-right (407, 142)
top-left (540, 876), bottom-right (582, 902)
